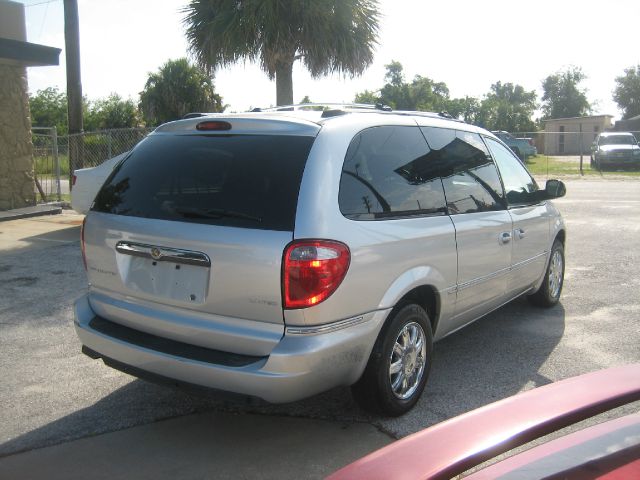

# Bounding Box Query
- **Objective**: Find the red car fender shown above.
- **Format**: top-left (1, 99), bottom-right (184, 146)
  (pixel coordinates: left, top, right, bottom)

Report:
top-left (328, 364), bottom-right (640, 480)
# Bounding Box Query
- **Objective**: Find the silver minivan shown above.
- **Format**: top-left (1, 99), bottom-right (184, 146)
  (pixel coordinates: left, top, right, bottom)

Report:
top-left (76, 106), bottom-right (566, 416)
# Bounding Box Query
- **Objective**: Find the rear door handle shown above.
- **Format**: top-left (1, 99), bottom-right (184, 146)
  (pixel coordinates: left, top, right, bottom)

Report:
top-left (499, 232), bottom-right (512, 244)
top-left (515, 228), bottom-right (526, 239)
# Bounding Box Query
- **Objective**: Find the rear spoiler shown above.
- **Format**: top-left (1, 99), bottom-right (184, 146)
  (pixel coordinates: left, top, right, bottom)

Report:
top-left (327, 364), bottom-right (640, 480)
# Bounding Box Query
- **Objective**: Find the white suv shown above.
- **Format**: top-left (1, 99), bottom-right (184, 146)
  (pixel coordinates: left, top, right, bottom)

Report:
top-left (76, 105), bottom-right (566, 416)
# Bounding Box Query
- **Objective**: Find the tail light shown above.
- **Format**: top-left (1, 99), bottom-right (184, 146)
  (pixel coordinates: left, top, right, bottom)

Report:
top-left (283, 240), bottom-right (350, 309)
top-left (80, 217), bottom-right (87, 270)
top-left (528, 139), bottom-right (534, 146)
top-left (72, 174), bottom-right (77, 186)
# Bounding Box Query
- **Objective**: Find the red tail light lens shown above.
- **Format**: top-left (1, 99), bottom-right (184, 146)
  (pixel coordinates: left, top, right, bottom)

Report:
top-left (80, 217), bottom-right (87, 270)
top-left (72, 174), bottom-right (77, 186)
top-left (283, 240), bottom-right (350, 309)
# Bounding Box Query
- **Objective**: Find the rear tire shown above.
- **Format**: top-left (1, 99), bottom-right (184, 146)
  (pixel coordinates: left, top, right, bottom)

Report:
top-left (528, 240), bottom-right (564, 307)
top-left (352, 303), bottom-right (433, 416)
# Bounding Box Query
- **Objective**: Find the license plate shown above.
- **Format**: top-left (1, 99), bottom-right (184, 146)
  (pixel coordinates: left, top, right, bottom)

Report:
top-left (123, 256), bottom-right (209, 304)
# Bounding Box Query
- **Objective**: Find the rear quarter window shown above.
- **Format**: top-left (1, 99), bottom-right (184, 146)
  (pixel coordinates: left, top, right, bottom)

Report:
top-left (339, 126), bottom-right (447, 220)
top-left (92, 134), bottom-right (315, 231)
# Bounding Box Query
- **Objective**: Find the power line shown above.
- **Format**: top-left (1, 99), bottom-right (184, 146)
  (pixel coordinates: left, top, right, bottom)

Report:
top-left (24, 0), bottom-right (61, 8)
top-left (38, 0), bottom-right (50, 40)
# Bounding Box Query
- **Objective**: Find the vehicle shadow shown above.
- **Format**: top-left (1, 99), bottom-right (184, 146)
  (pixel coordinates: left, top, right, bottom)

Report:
top-left (1, 298), bottom-right (565, 457)
top-left (380, 298), bottom-right (567, 436)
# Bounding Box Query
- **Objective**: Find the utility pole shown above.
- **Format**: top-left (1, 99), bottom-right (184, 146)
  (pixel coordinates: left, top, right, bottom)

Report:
top-left (63, 0), bottom-right (83, 172)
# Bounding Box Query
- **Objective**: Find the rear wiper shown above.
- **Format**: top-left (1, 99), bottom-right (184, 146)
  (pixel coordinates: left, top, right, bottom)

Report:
top-left (174, 207), bottom-right (262, 223)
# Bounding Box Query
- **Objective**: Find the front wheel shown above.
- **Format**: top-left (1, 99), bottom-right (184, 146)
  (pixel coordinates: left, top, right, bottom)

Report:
top-left (528, 240), bottom-right (565, 307)
top-left (352, 304), bottom-right (433, 416)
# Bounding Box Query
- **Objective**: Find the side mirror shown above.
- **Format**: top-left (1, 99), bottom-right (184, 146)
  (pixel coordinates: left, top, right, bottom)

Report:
top-left (545, 179), bottom-right (566, 199)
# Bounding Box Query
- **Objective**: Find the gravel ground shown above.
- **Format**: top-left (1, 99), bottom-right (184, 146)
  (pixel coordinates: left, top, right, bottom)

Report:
top-left (1, 178), bottom-right (639, 457)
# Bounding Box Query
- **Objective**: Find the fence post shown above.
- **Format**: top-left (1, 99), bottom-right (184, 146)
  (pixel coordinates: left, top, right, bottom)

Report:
top-left (107, 130), bottom-right (112, 159)
top-left (579, 124), bottom-right (583, 176)
top-left (52, 126), bottom-right (61, 201)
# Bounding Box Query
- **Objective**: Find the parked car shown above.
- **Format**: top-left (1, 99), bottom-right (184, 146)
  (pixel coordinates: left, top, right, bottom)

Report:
top-left (591, 131), bottom-right (640, 170)
top-left (71, 152), bottom-right (128, 214)
top-left (75, 105), bottom-right (566, 416)
top-left (492, 130), bottom-right (537, 159)
top-left (328, 364), bottom-right (640, 479)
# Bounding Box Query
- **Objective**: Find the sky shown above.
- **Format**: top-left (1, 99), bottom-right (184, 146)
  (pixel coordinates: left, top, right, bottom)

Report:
top-left (21, 0), bottom-right (640, 120)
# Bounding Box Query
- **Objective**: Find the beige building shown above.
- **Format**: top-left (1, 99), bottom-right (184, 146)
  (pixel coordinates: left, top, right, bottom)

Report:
top-left (0, 0), bottom-right (60, 210)
top-left (543, 115), bottom-right (614, 155)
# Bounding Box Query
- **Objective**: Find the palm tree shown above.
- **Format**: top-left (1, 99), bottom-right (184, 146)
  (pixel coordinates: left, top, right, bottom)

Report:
top-left (139, 58), bottom-right (224, 126)
top-left (183, 0), bottom-right (380, 106)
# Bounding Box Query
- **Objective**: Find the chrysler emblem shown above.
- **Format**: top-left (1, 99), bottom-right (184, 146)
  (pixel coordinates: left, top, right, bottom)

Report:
top-left (150, 247), bottom-right (162, 260)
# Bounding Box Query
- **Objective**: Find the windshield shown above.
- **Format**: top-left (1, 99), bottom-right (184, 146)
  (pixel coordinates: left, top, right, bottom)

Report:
top-left (599, 135), bottom-right (636, 146)
top-left (92, 134), bottom-right (315, 231)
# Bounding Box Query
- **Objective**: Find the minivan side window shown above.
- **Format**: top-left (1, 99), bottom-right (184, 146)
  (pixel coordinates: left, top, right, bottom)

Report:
top-left (420, 127), bottom-right (505, 215)
top-left (484, 137), bottom-right (540, 207)
top-left (339, 126), bottom-right (447, 220)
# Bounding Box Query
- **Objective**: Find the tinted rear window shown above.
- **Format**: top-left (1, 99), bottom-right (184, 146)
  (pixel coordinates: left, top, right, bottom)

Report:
top-left (92, 134), bottom-right (315, 231)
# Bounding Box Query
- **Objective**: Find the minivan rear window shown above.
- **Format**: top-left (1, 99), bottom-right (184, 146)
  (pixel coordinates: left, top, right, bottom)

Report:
top-left (92, 134), bottom-right (315, 231)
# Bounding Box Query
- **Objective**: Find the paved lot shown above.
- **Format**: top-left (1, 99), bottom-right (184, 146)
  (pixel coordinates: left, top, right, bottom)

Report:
top-left (1, 178), bottom-right (639, 478)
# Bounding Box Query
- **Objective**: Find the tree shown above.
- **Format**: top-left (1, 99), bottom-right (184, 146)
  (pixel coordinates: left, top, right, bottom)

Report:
top-left (475, 82), bottom-right (537, 132)
top-left (29, 87), bottom-right (69, 134)
top-left (447, 96), bottom-right (480, 124)
top-left (183, 0), bottom-right (380, 106)
top-left (85, 94), bottom-right (139, 131)
top-left (541, 67), bottom-right (591, 119)
top-left (613, 65), bottom-right (640, 120)
top-left (139, 58), bottom-right (224, 126)
top-left (354, 61), bottom-right (452, 112)
top-left (30, 88), bottom-right (142, 133)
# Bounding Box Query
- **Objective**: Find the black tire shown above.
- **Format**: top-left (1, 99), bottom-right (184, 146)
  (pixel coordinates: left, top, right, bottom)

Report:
top-left (352, 303), bottom-right (433, 416)
top-left (528, 240), bottom-right (564, 307)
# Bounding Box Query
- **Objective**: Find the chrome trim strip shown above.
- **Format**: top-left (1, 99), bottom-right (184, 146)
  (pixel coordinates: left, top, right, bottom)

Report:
top-left (456, 252), bottom-right (549, 292)
top-left (457, 265), bottom-right (511, 292)
top-left (511, 251), bottom-right (548, 271)
top-left (286, 315), bottom-right (368, 335)
top-left (115, 241), bottom-right (211, 267)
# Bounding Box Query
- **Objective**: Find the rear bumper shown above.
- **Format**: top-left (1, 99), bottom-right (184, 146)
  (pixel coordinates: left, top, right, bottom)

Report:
top-left (74, 293), bottom-right (388, 403)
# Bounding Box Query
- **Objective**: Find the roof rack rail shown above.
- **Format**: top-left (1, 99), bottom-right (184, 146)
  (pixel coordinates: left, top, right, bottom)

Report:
top-left (182, 112), bottom-right (207, 119)
top-left (248, 103), bottom-right (393, 113)
top-left (245, 103), bottom-right (466, 124)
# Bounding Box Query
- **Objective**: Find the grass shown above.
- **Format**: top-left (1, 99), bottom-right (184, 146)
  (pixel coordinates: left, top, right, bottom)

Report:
top-left (34, 154), bottom-right (70, 177)
top-left (525, 155), bottom-right (640, 178)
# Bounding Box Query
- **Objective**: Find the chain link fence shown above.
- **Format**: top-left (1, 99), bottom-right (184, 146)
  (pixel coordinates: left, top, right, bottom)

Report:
top-left (31, 127), bottom-right (154, 203)
top-left (32, 127), bottom-right (63, 202)
top-left (66, 127), bottom-right (154, 172)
